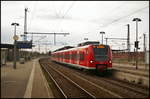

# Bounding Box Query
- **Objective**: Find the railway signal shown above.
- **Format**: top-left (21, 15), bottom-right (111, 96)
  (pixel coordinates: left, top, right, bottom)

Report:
top-left (134, 41), bottom-right (140, 49)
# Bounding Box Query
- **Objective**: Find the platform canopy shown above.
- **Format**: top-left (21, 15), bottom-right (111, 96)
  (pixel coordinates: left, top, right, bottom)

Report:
top-left (1, 44), bottom-right (14, 49)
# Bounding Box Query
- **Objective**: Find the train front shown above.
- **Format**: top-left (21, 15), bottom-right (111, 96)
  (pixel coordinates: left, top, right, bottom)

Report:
top-left (90, 44), bottom-right (112, 71)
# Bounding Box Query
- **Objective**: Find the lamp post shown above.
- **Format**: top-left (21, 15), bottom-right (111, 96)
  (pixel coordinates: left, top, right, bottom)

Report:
top-left (84, 38), bottom-right (88, 41)
top-left (132, 18), bottom-right (142, 69)
top-left (11, 23), bottom-right (19, 69)
top-left (100, 31), bottom-right (105, 44)
top-left (105, 38), bottom-right (108, 45)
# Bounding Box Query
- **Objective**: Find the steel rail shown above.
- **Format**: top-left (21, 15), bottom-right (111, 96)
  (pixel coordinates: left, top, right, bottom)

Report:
top-left (72, 73), bottom-right (123, 98)
top-left (71, 68), bottom-right (148, 97)
top-left (47, 60), bottom-right (123, 98)
top-left (101, 78), bottom-right (148, 96)
top-left (40, 63), bottom-right (68, 98)
top-left (46, 63), bottom-right (96, 98)
top-left (49, 60), bottom-right (147, 98)
top-left (41, 59), bottom-right (148, 98)
top-left (72, 69), bottom-right (148, 97)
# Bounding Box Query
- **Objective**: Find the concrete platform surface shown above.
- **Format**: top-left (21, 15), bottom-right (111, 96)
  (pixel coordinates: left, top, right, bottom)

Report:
top-left (112, 63), bottom-right (149, 77)
top-left (112, 63), bottom-right (149, 87)
top-left (1, 59), bottom-right (54, 98)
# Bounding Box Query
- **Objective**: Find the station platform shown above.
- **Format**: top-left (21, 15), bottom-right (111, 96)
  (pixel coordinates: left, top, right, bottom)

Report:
top-left (112, 63), bottom-right (149, 77)
top-left (112, 63), bottom-right (149, 87)
top-left (1, 58), bottom-right (54, 98)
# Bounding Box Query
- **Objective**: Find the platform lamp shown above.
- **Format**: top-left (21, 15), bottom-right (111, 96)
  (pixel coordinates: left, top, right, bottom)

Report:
top-left (11, 22), bottom-right (19, 69)
top-left (132, 18), bottom-right (142, 69)
top-left (100, 31), bottom-right (105, 44)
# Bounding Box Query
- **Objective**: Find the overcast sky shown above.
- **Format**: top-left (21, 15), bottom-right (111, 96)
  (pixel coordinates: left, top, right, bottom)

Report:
top-left (1, 1), bottom-right (149, 53)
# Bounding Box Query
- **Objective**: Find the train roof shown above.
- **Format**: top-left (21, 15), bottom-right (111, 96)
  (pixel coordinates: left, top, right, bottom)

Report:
top-left (77, 41), bottom-right (100, 47)
top-left (53, 46), bottom-right (74, 52)
top-left (52, 45), bottom-right (91, 53)
top-left (52, 41), bottom-right (110, 54)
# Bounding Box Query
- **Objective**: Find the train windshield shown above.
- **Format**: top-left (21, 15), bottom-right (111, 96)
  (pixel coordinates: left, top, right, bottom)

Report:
top-left (93, 45), bottom-right (109, 61)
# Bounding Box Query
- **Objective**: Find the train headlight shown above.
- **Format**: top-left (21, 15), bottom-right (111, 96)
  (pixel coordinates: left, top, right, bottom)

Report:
top-left (90, 60), bottom-right (94, 63)
top-left (109, 61), bottom-right (112, 63)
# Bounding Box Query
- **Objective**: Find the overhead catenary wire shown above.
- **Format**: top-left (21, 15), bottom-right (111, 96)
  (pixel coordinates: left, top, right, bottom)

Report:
top-left (52, 1), bottom-right (61, 31)
top-left (58, 2), bottom-right (67, 17)
top-left (52, 1), bottom-right (59, 19)
top-left (28, 1), bottom-right (38, 32)
top-left (103, 6), bottom-right (149, 27)
top-left (55, 1), bottom-right (76, 32)
top-left (49, 1), bottom-right (76, 46)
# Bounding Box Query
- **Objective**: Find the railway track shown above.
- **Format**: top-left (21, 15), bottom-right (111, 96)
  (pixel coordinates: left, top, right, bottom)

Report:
top-left (100, 77), bottom-right (148, 95)
top-left (39, 58), bottom-right (149, 98)
top-left (40, 62), bottom-right (96, 98)
top-left (71, 70), bottom-right (149, 98)
top-left (49, 61), bottom-right (148, 97)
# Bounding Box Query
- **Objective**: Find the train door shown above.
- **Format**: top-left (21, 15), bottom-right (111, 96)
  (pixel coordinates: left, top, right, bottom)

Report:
top-left (66, 52), bottom-right (69, 63)
top-left (57, 53), bottom-right (60, 61)
top-left (79, 51), bottom-right (85, 66)
top-left (60, 53), bottom-right (62, 62)
top-left (77, 50), bottom-right (80, 65)
top-left (74, 51), bottom-right (77, 64)
top-left (70, 51), bottom-right (73, 64)
top-left (88, 46), bottom-right (95, 68)
top-left (72, 51), bottom-right (75, 64)
top-left (85, 48), bottom-right (89, 66)
top-left (62, 52), bottom-right (65, 62)
top-left (69, 51), bottom-right (72, 64)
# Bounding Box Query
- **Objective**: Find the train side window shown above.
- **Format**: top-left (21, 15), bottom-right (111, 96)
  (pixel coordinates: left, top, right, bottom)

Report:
top-left (74, 53), bottom-right (77, 61)
top-left (86, 49), bottom-right (88, 55)
top-left (73, 53), bottom-right (75, 60)
top-left (72, 53), bottom-right (75, 60)
top-left (70, 53), bottom-right (72, 60)
top-left (64, 54), bottom-right (66, 59)
top-left (67, 54), bottom-right (68, 59)
top-left (66, 54), bottom-right (68, 59)
top-left (66, 54), bottom-right (69, 59)
top-left (77, 52), bottom-right (80, 60)
top-left (76, 52), bottom-right (78, 61)
top-left (71, 54), bottom-right (73, 60)
top-left (63, 54), bottom-right (65, 59)
top-left (65, 54), bottom-right (67, 59)
top-left (80, 52), bottom-right (84, 61)
top-left (60, 54), bottom-right (61, 59)
top-left (69, 53), bottom-right (72, 60)
top-left (68, 54), bottom-right (70, 59)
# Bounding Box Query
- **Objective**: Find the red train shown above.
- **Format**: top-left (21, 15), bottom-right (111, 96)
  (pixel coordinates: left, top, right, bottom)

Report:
top-left (51, 42), bottom-right (112, 72)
